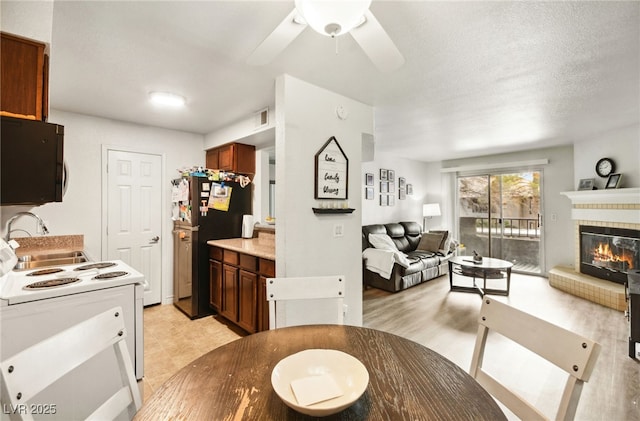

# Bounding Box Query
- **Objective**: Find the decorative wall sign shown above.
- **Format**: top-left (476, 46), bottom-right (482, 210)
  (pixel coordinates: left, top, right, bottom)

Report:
top-left (315, 136), bottom-right (348, 199)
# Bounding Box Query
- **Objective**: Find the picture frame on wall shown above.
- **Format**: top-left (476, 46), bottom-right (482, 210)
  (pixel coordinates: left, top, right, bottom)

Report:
top-left (365, 173), bottom-right (374, 186)
top-left (407, 184), bottom-right (413, 195)
top-left (380, 181), bottom-right (388, 193)
top-left (399, 177), bottom-right (406, 190)
top-left (577, 178), bottom-right (595, 191)
top-left (605, 173), bottom-right (622, 189)
top-left (399, 190), bottom-right (406, 200)
top-left (380, 169), bottom-right (388, 180)
top-left (388, 170), bottom-right (395, 182)
top-left (365, 187), bottom-right (374, 200)
top-left (380, 194), bottom-right (387, 206)
top-left (389, 182), bottom-right (395, 193)
top-left (388, 194), bottom-right (395, 206)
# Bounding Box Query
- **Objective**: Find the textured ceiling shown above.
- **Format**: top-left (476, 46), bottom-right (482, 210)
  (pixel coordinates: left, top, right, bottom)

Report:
top-left (46, 1), bottom-right (639, 162)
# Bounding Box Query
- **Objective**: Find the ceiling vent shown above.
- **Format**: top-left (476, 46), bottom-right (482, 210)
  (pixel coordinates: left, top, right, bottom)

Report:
top-left (255, 107), bottom-right (269, 130)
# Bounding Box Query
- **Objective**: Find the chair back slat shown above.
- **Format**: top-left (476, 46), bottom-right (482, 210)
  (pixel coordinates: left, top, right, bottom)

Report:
top-left (266, 276), bottom-right (345, 329)
top-left (470, 298), bottom-right (601, 421)
top-left (0, 306), bottom-right (142, 420)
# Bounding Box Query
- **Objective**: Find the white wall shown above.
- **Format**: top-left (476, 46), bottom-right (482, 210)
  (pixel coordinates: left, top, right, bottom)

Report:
top-left (203, 106), bottom-right (275, 150)
top-left (0, 1), bottom-right (54, 46)
top-left (0, 110), bottom-right (204, 304)
top-left (573, 124), bottom-right (640, 189)
top-left (361, 154), bottom-right (438, 228)
top-left (442, 145), bottom-right (575, 273)
top-left (275, 74), bottom-right (373, 326)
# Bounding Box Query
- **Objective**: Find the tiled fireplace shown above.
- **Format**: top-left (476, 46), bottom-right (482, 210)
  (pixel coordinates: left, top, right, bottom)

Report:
top-left (549, 188), bottom-right (640, 311)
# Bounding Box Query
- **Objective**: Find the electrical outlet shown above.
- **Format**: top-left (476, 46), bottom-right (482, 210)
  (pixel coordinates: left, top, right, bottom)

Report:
top-left (334, 224), bottom-right (344, 237)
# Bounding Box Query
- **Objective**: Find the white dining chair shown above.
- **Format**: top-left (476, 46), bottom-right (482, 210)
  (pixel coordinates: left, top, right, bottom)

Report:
top-left (0, 306), bottom-right (142, 421)
top-left (469, 298), bottom-right (601, 421)
top-left (266, 275), bottom-right (345, 329)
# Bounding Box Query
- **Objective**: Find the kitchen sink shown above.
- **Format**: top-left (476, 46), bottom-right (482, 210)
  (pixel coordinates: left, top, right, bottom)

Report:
top-left (14, 251), bottom-right (89, 270)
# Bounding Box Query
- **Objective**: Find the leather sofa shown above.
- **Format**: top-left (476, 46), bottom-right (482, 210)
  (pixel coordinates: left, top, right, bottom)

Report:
top-left (362, 222), bottom-right (454, 293)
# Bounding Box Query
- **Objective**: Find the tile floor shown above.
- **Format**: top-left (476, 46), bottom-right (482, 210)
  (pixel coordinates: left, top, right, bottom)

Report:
top-left (139, 305), bottom-right (242, 401)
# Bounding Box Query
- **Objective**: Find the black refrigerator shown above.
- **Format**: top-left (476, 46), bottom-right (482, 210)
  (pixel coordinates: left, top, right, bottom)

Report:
top-left (172, 176), bottom-right (252, 319)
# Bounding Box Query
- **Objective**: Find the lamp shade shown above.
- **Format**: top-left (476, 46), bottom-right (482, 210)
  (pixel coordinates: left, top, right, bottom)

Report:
top-left (423, 203), bottom-right (441, 217)
top-left (294, 0), bottom-right (371, 37)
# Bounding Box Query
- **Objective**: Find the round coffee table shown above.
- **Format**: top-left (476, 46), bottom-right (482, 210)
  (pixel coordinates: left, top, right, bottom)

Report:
top-left (448, 255), bottom-right (513, 296)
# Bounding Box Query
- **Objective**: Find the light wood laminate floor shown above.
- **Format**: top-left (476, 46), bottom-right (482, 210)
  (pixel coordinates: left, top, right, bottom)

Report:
top-left (363, 273), bottom-right (639, 421)
top-left (140, 273), bottom-right (638, 420)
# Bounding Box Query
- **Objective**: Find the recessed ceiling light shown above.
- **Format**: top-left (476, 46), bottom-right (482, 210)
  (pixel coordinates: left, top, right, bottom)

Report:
top-left (149, 92), bottom-right (186, 107)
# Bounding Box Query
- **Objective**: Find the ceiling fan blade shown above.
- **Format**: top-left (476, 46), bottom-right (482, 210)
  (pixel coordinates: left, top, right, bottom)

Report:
top-left (247, 9), bottom-right (307, 66)
top-left (350, 10), bottom-right (404, 73)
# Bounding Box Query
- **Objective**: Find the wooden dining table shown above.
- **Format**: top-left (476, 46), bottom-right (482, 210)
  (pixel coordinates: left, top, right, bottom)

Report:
top-left (134, 325), bottom-right (506, 420)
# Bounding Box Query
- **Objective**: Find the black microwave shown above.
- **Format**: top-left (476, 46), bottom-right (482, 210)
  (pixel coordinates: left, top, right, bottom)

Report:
top-left (1, 116), bottom-right (65, 205)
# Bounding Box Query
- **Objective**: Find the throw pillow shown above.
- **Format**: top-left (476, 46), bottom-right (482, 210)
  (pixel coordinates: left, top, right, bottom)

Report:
top-left (430, 230), bottom-right (450, 251)
top-left (417, 232), bottom-right (444, 252)
top-left (368, 233), bottom-right (398, 251)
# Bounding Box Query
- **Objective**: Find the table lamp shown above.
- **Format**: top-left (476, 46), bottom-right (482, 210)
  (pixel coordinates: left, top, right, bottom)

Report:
top-left (423, 203), bottom-right (441, 232)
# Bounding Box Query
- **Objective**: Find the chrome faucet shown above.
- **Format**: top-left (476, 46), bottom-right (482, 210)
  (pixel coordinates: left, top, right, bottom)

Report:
top-left (4, 212), bottom-right (50, 241)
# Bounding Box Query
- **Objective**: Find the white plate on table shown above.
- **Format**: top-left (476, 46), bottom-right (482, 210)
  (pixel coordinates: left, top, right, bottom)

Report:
top-left (271, 349), bottom-right (369, 417)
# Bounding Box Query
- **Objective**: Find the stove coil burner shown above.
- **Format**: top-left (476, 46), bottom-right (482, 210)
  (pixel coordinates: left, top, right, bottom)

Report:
top-left (24, 278), bottom-right (81, 289)
top-left (93, 271), bottom-right (129, 280)
top-left (74, 262), bottom-right (117, 271)
top-left (27, 268), bottom-right (64, 276)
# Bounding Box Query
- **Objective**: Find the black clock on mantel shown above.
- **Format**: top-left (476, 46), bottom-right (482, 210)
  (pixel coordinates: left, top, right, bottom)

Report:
top-left (595, 157), bottom-right (615, 178)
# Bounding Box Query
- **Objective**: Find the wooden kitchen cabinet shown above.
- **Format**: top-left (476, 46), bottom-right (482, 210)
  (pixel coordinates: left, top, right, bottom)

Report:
top-left (1, 32), bottom-right (48, 121)
top-left (205, 142), bottom-right (255, 175)
top-left (209, 259), bottom-right (222, 311)
top-left (205, 149), bottom-right (219, 171)
top-left (257, 258), bottom-right (275, 331)
top-left (238, 270), bottom-right (258, 333)
top-left (221, 264), bottom-right (238, 322)
top-left (209, 245), bottom-right (274, 333)
top-left (209, 246), bottom-right (223, 311)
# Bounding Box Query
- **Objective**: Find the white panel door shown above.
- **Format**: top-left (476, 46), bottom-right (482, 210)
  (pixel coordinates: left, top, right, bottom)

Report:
top-left (107, 150), bottom-right (162, 305)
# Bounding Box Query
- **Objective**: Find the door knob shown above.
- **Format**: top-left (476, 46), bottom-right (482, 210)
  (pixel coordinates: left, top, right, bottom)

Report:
top-left (150, 236), bottom-right (160, 244)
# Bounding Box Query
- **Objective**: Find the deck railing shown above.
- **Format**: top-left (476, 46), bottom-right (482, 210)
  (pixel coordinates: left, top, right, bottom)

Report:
top-left (474, 217), bottom-right (540, 239)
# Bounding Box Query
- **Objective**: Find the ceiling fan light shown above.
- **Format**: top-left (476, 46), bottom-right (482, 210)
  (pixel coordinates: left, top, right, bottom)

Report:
top-left (149, 92), bottom-right (186, 107)
top-left (294, 0), bottom-right (371, 37)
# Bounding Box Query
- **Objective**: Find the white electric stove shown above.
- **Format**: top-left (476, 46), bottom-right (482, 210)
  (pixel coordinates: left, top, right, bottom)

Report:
top-left (0, 260), bottom-right (144, 305)
top-left (0, 260), bottom-right (144, 420)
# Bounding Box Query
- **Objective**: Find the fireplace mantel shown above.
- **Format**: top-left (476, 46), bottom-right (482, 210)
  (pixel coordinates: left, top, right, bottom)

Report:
top-left (561, 187), bottom-right (640, 224)
top-left (561, 187), bottom-right (640, 204)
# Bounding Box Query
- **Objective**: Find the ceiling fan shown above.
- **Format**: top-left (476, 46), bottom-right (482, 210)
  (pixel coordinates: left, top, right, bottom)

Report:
top-left (247, 0), bottom-right (404, 73)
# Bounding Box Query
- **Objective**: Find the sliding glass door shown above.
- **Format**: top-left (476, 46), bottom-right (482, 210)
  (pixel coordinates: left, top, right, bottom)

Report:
top-left (457, 171), bottom-right (543, 274)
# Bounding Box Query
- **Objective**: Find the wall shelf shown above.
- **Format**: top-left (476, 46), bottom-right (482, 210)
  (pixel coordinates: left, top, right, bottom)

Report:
top-left (312, 208), bottom-right (355, 214)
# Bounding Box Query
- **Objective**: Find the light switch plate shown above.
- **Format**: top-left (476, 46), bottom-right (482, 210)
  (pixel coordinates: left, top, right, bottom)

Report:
top-left (333, 224), bottom-right (344, 237)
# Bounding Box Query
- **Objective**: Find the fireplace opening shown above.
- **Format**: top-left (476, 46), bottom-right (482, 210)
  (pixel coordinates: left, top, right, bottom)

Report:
top-left (580, 225), bottom-right (640, 285)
